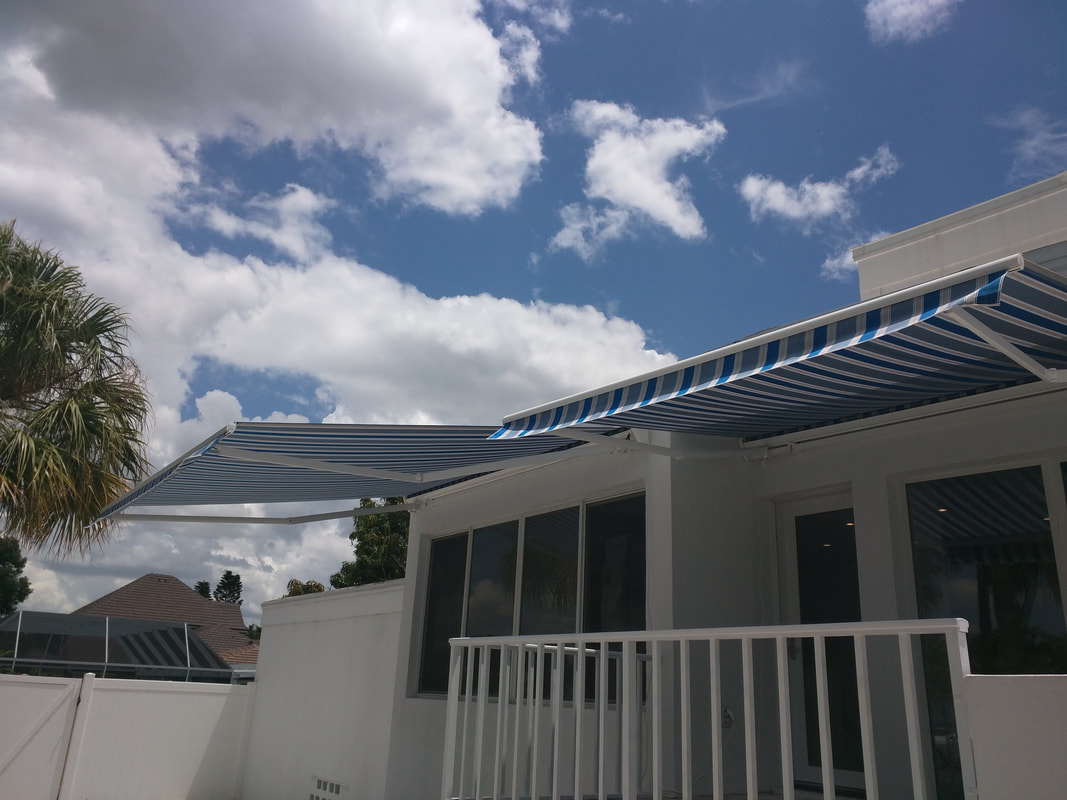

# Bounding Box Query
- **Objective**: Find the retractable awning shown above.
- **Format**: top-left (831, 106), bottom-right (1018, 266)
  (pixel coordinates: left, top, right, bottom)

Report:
top-left (493, 255), bottom-right (1067, 442)
top-left (99, 424), bottom-right (603, 523)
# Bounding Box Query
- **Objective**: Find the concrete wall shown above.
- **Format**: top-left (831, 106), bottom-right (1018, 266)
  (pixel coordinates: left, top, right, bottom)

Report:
top-left (967, 674), bottom-right (1067, 799)
top-left (241, 580), bottom-right (404, 800)
top-left (0, 672), bottom-right (252, 800)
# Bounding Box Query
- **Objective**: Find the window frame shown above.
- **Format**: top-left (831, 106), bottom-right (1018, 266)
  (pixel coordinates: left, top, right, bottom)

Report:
top-left (415, 490), bottom-right (645, 696)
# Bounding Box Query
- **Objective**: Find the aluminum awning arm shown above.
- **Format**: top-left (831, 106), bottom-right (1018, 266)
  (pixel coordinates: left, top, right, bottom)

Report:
top-left (944, 308), bottom-right (1062, 383)
top-left (212, 439), bottom-right (611, 483)
top-left (549, 428), bottom-right (742, 460)
top-left (117, 499), bottom-right (424, 526)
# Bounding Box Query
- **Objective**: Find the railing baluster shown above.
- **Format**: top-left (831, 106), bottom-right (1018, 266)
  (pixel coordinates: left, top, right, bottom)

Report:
top-left (652, 639), bottom-right (664, 800)
top-left (531, 643), bottom-right (545, 800)
top-left (813, 635), bottom-right (835, 800)
top-left (598, 641), bottom-right (608, 800)
top-left (574, 639), bottom-right (586, 800)
top-left (510, 646), bottom-right (526, 800)
top-left (742, 636), bottom-right (757, 800)
top-left (776, 636), bottom-right (794, 800)
top-left (474, 645), bottom-right (490, 800)
top-left (460, 645), bottom-right (476, 800)
top-left (854, 634), bottom-right (879, 800)
top-left (898, 633), bottom-right (927, 800)
top-left (442, 643), bottom-right (464, 800)
top-left (621, 640), bottom-right (638, 800)
top-left (551, 642), bottom-right (563, 800)
top-left (945, 626), bottom-right (979, 800)
top-left (493, 645), bottom-right (511, 800)
top-left (709, 637), bottom-right (723, 800)
top-left (680, 639), bottom-right (692, 800)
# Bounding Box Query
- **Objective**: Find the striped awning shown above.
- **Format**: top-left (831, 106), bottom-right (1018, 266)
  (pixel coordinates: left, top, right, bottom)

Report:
top-left (493, 256), bottom-right (1067, 441)
top-left (99, 424), bottom-right (595, 521)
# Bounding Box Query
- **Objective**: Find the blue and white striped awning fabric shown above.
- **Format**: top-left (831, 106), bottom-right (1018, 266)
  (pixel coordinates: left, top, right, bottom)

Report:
top-left (493, 257), bottom-right (1067, 442)
top-left (99, 424), bottom-right (590, 518)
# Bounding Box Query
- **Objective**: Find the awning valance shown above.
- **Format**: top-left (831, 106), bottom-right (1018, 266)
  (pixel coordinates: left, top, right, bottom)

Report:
top-left (98, 423), bottom-right (599, 522)
top-left (493, 256), bottom-right (1067, 442)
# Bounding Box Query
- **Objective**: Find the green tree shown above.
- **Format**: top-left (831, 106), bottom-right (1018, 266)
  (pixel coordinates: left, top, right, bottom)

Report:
top-left (0, 536), bottom-right (32, 615)
top-left (193, 580), bottom-right (211, 598)
top-left (284, 578), bottom-right (325, 597)
top-left (246, 624), bottom-right (262, 641)
top-left (330, 497), bottom-right (409, 588)
top-left (213, 570), bottom-right (243, 604)
top-left (0, 222), bottom-right (149, 553)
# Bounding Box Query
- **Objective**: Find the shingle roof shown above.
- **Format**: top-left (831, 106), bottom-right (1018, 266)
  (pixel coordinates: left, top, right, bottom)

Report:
top-left (73, 573), bottom-right (258, 665)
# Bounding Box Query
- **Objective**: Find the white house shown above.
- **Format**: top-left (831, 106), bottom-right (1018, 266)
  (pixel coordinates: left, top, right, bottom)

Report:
top-left (93, 172), bottom-right (1067, 800)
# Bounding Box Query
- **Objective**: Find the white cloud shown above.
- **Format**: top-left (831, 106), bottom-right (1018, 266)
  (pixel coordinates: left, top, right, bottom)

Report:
top-left (552, 101), bottom-right (726, 259)
top-left (0, 33), bottom-right (675, 619)
top-left (739, 145), bottom-right (900, 231)
top-left (5, 0), bottom-right (543, 216)
top-left (991, 107), bottom-right (1067, 186)
top-left (550, 204), bottom-right (632, 261)
top-left (199, 185), bottom-right (336, 262)
top-left (704, 61), bottom-right (806, 114)
top-left (865, 0), bottom-right (964, 44)
top-left (490, 0), bottom-right (573, 33)
top-left (500, 23), bottom-right (542, 85)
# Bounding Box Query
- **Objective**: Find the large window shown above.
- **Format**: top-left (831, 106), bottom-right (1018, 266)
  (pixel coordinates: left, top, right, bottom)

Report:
top-left (417, 493), bottom-right (645, 694)
top-left (907, 465), bottom-right (1066, 674)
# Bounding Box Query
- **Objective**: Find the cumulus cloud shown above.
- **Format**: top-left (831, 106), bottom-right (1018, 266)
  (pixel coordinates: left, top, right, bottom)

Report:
top-left (739, 145), bottom-right (900, 231)
top-left (0, 27), bottom-right (675, 619)
top-left (500, 23), bottom-right (542, 85)
top-left (5, 0), bottom-right (543, 215)
top-left (991, 106), bottom-right (1067, 186)
top-left (552, 101), bottom-right (726, 259)
top-left (549, 204), bottom-right (632, 261)
top-left (865, 0), bottom-right (964, 44)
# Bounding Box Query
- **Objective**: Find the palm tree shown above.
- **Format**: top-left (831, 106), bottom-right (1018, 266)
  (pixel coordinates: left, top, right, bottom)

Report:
top-left (0, 221), bottom-right (149, 553)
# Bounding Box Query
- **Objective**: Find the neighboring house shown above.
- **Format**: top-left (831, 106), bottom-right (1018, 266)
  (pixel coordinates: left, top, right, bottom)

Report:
top-left (74, 573), bottom-right (258, 669)
top-left (100, 173), bottom-right (1067, 799)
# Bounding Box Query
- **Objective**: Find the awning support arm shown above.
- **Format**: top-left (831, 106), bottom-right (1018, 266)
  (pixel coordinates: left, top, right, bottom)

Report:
top-left (549, 428), bottom-right (742, 460)
top-left (945, 308), bottom-right (1062, 383)
top-left (117, 500), bottom-right (423, 526)
top-left (213, 443), bottom-right (603, 484)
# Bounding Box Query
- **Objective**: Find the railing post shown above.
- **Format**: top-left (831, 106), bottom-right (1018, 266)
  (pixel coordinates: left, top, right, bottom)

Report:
top-left (742, 636), bottom-right (757, 800)
top-left (945, 623), bottom-right (979, 800)
top-left (621, 640), bottom-right (639, 800)
top-left (775, 636), bottom-right (795, 800)
top-left (854, 634), bottom-right (879, 800)
top-left (898, 633), bottom-right (928, 800)
top-left (441, 644), bottom-right (464, 800)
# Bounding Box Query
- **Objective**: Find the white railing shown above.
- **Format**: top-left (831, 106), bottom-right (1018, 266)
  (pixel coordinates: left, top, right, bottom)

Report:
top-left (442, 619), bottom-right (977, 800)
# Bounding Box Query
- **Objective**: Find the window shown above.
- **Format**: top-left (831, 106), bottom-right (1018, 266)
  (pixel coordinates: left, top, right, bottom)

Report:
top-left (416, 493), bottom-right (645, 695)
top-left (907, 465), bottom-right (1066, 674)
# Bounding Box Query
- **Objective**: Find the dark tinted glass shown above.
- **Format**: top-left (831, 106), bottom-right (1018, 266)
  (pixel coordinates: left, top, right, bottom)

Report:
top-left (418, 533), bottom-right (469, 693)
top-left (466, 521), bottom-right (519, 637)
top-left (520, 507), bottom-right (579, 635)
top-left (583, 494), bottom-right (645, 633)
top-left (908, 466), bottom-right (1066, 674)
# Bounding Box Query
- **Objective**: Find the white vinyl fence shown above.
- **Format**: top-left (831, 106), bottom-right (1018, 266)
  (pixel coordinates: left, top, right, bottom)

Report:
top-left (0, 672), bottom-right (253, 800)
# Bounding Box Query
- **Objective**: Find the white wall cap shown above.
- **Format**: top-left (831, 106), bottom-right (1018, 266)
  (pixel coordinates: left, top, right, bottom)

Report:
top-left (853, 172), bottom-right (1067, 299)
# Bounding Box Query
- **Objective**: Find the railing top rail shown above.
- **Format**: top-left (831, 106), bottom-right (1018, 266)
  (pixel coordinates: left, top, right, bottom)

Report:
top-left (447, 617), bottom-right (968, 648)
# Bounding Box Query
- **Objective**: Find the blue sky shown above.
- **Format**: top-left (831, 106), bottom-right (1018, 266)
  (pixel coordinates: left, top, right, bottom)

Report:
top-left (2, 0), bottom-right (1066, 621)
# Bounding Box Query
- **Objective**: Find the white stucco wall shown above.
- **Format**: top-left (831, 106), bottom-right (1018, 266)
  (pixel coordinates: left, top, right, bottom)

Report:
top-left (241, 581), bottom-right (404, 800)
top-left (966, 674), bottom-right (1067, 799)
top-left (384, 444), bottom-right (651, 800)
